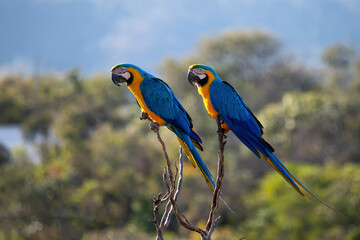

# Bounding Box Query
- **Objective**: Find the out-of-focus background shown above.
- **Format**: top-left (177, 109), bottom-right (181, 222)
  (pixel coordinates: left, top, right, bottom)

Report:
top-left (1, 1), bottom-right (360, 239)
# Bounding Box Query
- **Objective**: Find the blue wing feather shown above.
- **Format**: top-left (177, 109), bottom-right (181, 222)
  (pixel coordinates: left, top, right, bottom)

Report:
top-left (141, 77), bottom-right (202, 146)
top-left (210, 80), bottom-right (266, 151)
top-left (141, 77), bottom-right (192, 134)
top-left (209, 79), bottom-right (299, 187)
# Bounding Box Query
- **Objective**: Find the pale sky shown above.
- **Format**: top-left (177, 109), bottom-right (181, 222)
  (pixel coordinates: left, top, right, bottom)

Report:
top-left (1, 0), bottom-right (359, 76)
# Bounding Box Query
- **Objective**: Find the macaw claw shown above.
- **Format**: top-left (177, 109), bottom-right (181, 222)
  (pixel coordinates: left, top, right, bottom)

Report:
top-left (140, 111), bottom-right (149, 120)
top-left (149, 122), bottom-right (159, 132)
top-left (216, 116), bottom-right (224, 125)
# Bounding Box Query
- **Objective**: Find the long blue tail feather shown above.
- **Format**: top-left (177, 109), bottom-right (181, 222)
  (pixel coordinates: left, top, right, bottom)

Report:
top-left (170, 126), bottom-right (233, 212)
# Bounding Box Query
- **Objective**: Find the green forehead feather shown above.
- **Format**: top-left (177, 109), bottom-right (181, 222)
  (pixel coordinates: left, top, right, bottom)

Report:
top-left (110, 63), bottom-right (139, 72)
top-left (110, 63), bottom-right (150, 77)
top-left (189, 64), bottom-right (216, 73)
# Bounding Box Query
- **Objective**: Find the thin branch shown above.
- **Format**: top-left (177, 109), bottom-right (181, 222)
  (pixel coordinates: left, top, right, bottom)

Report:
top-left (148, 120), bottom-right (206, 238)
top-left (142, 113), bottom-right (176, 240)
top-left (146, 114), bottom-right (236, 240)
top-left (154, 126), bottom-right (175, 187)
top-left (153, 126), bottom-right (206, 237)
top-left (151, 193), bottom-right (165, 240)
top-left (147, 116), bottom-right (203, 238)
top-left (205, 116), bottom-right (227, 234)
top-left (160, 147), bottom-right (184, 230)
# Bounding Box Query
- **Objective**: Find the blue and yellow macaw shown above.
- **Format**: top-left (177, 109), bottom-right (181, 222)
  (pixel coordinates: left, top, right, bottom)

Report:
top-left (187, 64), bottom-right (337, 212)
top-left (110, 63), bottom-right (231, 210)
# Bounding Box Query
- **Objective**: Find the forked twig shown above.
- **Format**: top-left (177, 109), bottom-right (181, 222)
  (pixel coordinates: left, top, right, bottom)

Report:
top-left (160, 148), bottom-right (184, 229)
top-left (152, 148), bottom-right (185, 240)
top-left (145, 113), bottom-right (235, 239)
top-left (153, 125), bottom-right (206, 238)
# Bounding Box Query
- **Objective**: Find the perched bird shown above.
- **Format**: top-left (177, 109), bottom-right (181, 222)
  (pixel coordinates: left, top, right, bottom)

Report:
top-left (187, 64), bottom-right (337, 212)
top-left (110, 63), bottom-right (231, 210)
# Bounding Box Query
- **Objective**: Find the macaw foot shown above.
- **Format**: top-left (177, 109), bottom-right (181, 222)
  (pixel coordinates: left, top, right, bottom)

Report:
top-left (140, 111), bottom-right (149, 120)
top-left (216, 116), bottom-right (227, 136)
top-left (149, 122), bottom-right (159, 132)
top-left (216, 116), bottom-right (224, 125)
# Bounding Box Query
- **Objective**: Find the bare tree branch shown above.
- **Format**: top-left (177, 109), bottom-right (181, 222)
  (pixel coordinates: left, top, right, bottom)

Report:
top-left (152, 125), bottom-right (206, 238)
top-left (160, 148), bottom-right (184, 230)
top-left (205, 116), bottom-right (227, 236)
top-left (145, 115), bottom-right (242, 239)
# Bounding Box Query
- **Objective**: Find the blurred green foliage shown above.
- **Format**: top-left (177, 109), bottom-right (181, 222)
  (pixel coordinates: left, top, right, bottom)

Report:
top-left (0, 143), bottom-right (11, 165)
top-left (242, 163), bottom-right (360, 240)
top-left (0, 30), bottom-right (359, 239)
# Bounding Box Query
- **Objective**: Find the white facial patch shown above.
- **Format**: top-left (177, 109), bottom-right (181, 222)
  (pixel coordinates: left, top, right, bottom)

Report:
top-left (192, 68), bottom-right (207, 80)
top-left (120, 71), bottom-right (131, 80)
top-left (193, 68), bottom-right (206, 75)
top-left (113, 67), bottom-right (127, 75)
top-left (198, 74), bottom-right (207, 80)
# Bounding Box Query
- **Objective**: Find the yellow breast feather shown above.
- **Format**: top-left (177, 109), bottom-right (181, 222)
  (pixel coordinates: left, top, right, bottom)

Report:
top-left (198, 71), bottom-right (229, 131)
top-left (198, 70), bottom-right (217, 120)
top-left (127, 68), bottom-right (166, 126)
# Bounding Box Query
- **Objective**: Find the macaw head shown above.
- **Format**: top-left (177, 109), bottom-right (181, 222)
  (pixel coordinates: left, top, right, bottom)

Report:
top-left (187, 64), bottom-right (218, 87)
top-left (110, 64), bottom-right (134, 87)
top-left (110, 63), bottom-right (149, 87)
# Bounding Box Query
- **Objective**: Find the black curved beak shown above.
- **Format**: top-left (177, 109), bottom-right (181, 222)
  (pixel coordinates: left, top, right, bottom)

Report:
top-left (187, 70), bottom-right (200, 86)
top-left (111, 73), bottom-right (127, 87)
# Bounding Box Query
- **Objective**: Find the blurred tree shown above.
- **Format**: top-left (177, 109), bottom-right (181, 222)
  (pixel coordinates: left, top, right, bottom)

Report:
top-left (242, 163), bottom-right (360, 240)
top-left (160, 30), bottom-right (318, 112)
top-left (259, 90), bottom-right (360, 164)
top-left (321, 44), bottom-right (358, 89)
top-left (0, 143), bottom-right (11, 166)
top-left (350, 59), bottom-right (360, 91)
top-left (196, 30), bottom-right (280, 78)
top-left (0, 155), bottom-right (36, 239)
top-left (66, 68), bottom-right (83, 93)
top-left (0, 76), bottom-right (30, 124)
top-left (322, 44), bottom-right (356, 69)
top-left (22, 112), bottom-right (52, 141)
top-left (260, 45), bottom-right (360, 165)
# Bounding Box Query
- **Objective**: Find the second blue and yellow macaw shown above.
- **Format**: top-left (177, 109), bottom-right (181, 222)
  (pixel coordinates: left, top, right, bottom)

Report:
top-left (187, 64), bottom-right (337, 212)
top-left (110, 63), bottom-right (231, 210)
